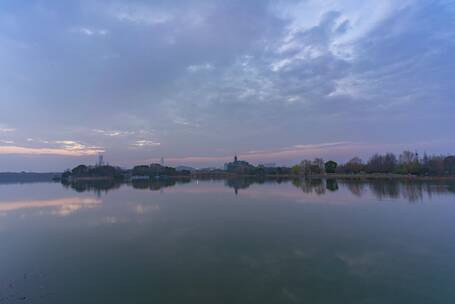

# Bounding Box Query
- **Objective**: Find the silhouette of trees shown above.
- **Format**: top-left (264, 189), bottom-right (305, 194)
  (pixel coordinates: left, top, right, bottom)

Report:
top-left (297, 159), bottom-right (325, 176)
top-left (132, 164), bottom-right (187, 177)
top-left (398, 150), bottom-right (420, 174)
top-left (336, 157), bottom-right (364, 174)
top-left (298, 151), bottom-right (455, 176)
top-left (71, 164), bottom-right (88, 175)
top-left (324, 160), bottom-right (337, 174)
top-left (366, 153), bottom-right (397, 173)
top-left (444, 156), bottom-right (455, 175)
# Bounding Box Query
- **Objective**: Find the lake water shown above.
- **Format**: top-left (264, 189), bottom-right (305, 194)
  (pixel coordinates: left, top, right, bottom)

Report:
top-left (1, 178), bottom-right (455, 303)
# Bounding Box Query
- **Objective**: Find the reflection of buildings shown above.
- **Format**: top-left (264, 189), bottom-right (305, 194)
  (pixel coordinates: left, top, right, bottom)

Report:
top-left (225, 177), bottom-right (259, 195)
top-left (224, 176), bottom-right (291, 195)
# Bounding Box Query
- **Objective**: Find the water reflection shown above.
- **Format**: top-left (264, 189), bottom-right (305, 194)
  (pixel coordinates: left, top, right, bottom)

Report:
top-left (58, 177), bottom-right (455, 202)
top-left (62, 179), bottom-right (122, 195)
top-left (61, 178), bottom-right (192, 195)
top-left (131, 177), bottom-right (191, 191)
top-left (1, 179), bottom-right (455, 303)
top-left (326, 179), bottom-right (339, 191)
top-left (0, 197), bottom-right (100, 216)
top-left (338, 179), bottom-right (455, 202)
top-left (224, 177), bottom-right (289, 195)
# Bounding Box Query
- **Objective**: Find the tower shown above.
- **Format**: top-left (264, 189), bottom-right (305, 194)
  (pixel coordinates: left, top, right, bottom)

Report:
top-left (98, 153), bottom-right (104, 166)
top-left (160, 157), bottom-right (164, 166)
top-left (234, 154), bottom-right (238, 162)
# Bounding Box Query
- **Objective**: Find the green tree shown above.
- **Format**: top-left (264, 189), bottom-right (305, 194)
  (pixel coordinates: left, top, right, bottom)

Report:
top-left (324, 160), bottom-right (337, 174)
top-left (71, 164), bottom-right (88, 176)
top-left (291, 165), bottom-right (301, 175)
top-left (444, 156), bottom-right (455, 175)
top-left (345, 157), bottom-right (364, 174)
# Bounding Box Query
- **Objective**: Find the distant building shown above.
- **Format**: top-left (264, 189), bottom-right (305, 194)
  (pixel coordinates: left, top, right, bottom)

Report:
top-left (97, 153), bottom-right (104, 166)
top-left (224, 155), bottom-right (255, 174)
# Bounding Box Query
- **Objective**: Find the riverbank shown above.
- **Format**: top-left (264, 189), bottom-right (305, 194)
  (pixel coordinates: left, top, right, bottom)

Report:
top-left (321, 173), bottom-right (455, 181)
top-left (67, 173), bottom-right (455, 181)
top-left (191, 173), bottom-right (455, 180)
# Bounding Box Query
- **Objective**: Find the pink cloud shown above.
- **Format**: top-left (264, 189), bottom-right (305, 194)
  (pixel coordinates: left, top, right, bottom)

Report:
top-left (0, 145), bottom-right (103, 156)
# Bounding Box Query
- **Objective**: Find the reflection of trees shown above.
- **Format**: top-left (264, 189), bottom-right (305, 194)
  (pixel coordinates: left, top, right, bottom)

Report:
top-left (368, 180), bottom-right (423, 202)
top-left (311, 179), bottom-right (326, 195)
top-left (63, 178), bottom-right (192, 194)
top-left (62, 180), bottom-right (122, 196)
top-left (401, 181), bottom-right (423, 202)
top-left (338, 179), bottom-right (454, 202)
top-left (448, 182), bottom-right (455, 194)
top-left (339, 180), bottom-right (365, 197)
top-left (131, 178), bottom-right (191, 191)
top-left (326, 179), bottom-right (339, 192)
top-left (292, 179), bottom-right (328, 195)
top-left (62, 177), bottom-right (455, 202)
top-left (368, 180), bottom-right (400, 200)
top-left (422, 181), bottom-right (455, 195)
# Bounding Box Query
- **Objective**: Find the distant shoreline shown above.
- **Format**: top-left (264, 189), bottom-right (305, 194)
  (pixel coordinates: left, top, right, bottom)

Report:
top-left (0, 172), bottom-right (61, 184)
top-left (309, 173), bottom-right (455, 181)
top-left (192, 172), bottom-right (455, 180)
top-left (2, 172), bottom-right (455, 184)
top-left (68, 173), bottom-right (455, 181)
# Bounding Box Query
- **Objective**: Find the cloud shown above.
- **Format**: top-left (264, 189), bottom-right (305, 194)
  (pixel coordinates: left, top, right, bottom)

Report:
top-left (109, 3), bottom-right (172, 25)
top-left (131, 140), bottom-right (161, 147)
top-left (0, 140), bottom-right (14, 144)
top-left (92, 129), bottom-right (134, 137)
top-left (25, 138), bottom-right (50, 144)
top-left (172, 117), bottom-right (200, 127)
top-left (54, 140), bottom-right (103, 153)
top-left (0, 145), bottom-right (102, 156)
top-left (69, 27), bottom-right (109, 36)
top-left (0, 127), bottom-right (15, 133)
top-left (0, 140), bottom-right (103, 156)
top-left (272, 0), bottom-right (415, 61)
top-left (187, 63), bottom-right (214, 73)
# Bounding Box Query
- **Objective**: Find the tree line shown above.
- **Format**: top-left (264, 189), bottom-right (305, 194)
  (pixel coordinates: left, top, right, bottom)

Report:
top-left (294, 151), bottom-right (455, 176)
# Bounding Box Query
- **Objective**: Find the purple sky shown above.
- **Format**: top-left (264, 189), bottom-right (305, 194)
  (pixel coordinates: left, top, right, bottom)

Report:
top-left (0, 0), bottom-right (454, 171)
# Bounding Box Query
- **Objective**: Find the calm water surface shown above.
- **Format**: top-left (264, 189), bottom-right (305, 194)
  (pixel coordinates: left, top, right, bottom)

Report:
top-left (1, 178), bottom-right (455, 303)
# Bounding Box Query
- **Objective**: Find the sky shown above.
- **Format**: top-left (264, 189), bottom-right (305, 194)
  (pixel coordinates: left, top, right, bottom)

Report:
top-left (0, 0), bottom-right (454, 171)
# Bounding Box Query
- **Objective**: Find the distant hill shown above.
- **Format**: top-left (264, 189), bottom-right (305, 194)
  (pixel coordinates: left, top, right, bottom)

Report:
top-left (0, 172), bottom-right (61, 183)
